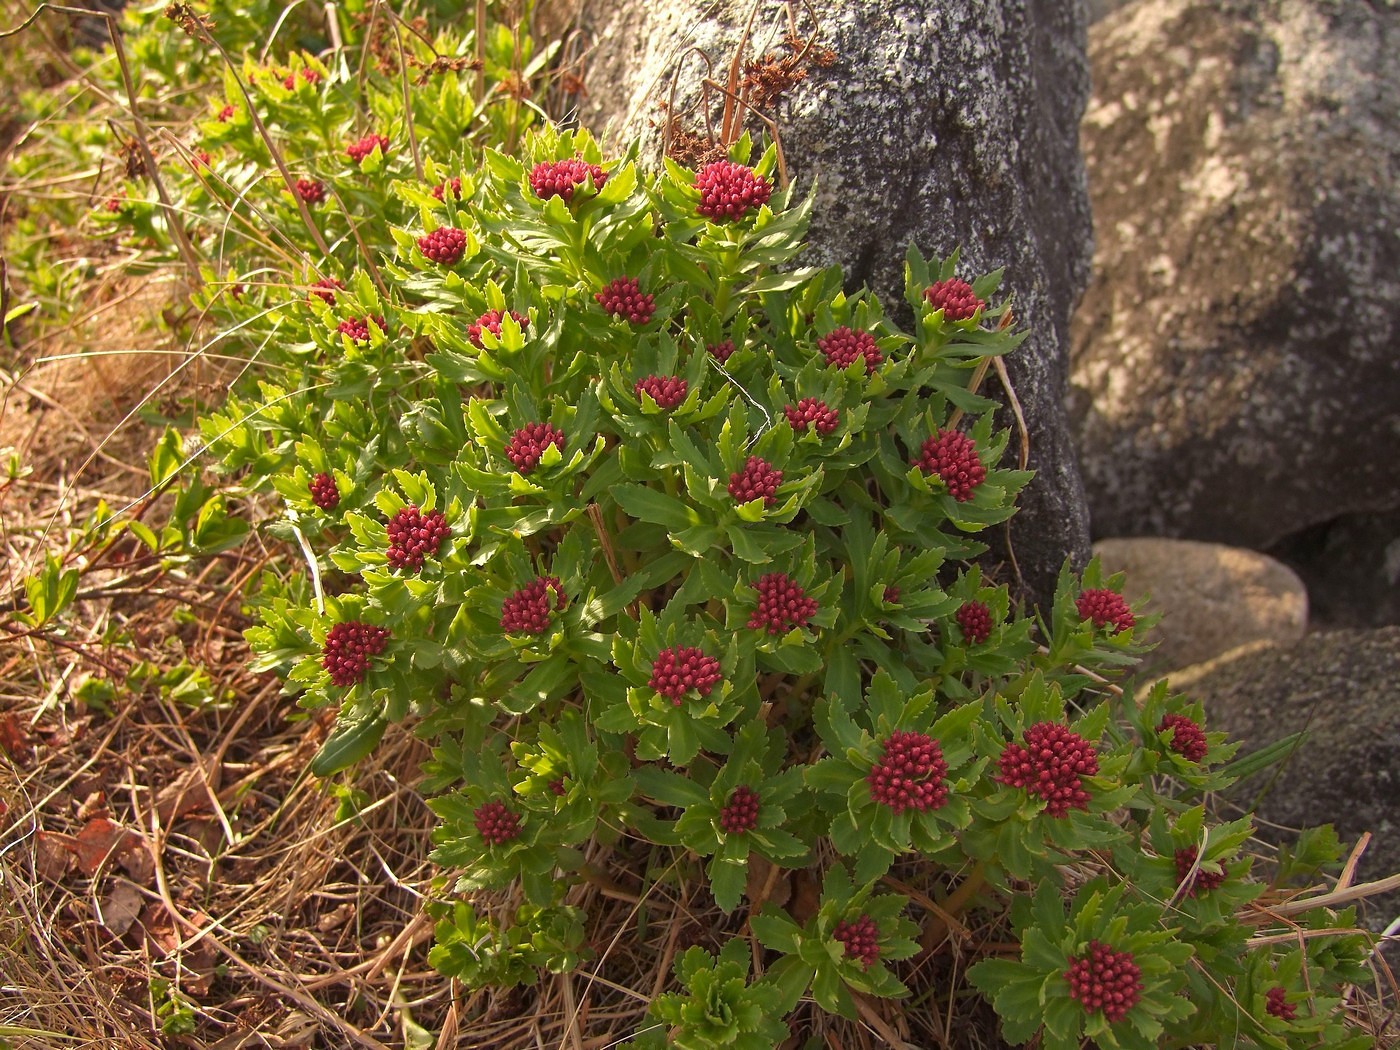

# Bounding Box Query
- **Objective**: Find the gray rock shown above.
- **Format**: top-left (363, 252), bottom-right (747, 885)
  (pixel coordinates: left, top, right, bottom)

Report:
top-left (1094, 536), bottom-right (1307, 674)
top-left (1071, 0), bottom-right (1400, 549)
top-left (1270, 508), bottom-right (1400, 629)
top-left (1171, 628), bottom-right (1400, 928)
top-left (543, 0), bottom-right (1095, 609)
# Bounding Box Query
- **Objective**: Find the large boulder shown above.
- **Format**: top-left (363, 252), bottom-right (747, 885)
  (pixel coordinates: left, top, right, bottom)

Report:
top-left (544, 0), bottom-right (1095, 608)
top-left (1171, 629), bottom-right (1400, 928)
top-left (1093, 537), bottom-right (1307, 676)
top-left (1071, 0), bottom-right (1400, 549)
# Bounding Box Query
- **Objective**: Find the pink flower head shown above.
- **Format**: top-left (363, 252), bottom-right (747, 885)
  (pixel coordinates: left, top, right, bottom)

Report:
top-left (309, 277), bottom-right (345, 306)
top-left (474, 800), bottom-right (521, 845)
top-left (309, 472), bottom-right (340, 510)
top-left (295, 178), bottom-right (325, 204)
top-left (747, 572), bottom-right (817, 635)
top-left (694, 160), bottom-right (772, 220)
top-left (338, 316), bottom-right (386, 342)
top-left (727, 456), bottom-right (782, 507)
top-left (321, 621), bottom-right (390, 687)
top-left (867, 730), bottom-right (949, 814)
top-left (924, 278), bottom-right (985, 321)
top-left (500, 576), bottom-right (567, 635)
top-left (504, 422), bottom-right (566, 474)
top-left (648, 645), bottom-right (722, 705)
top-left (417, 226), bottom-right (467, 265)
top-left (832, 915), bottom-right (880, 969)
top-left (707, 339), bottom-right (736, 364)
top-left (346, 134), bottom-right (390, 165)
top-left (784, 397), bottom-right (839, 436)
top-left (1157, 713), bottom-right (1208, 763)
top-left (955, 600), bottom-right (992, 645)
top-left (467, 309), bottom-right (529, 348)
top-left (432, 176), bottom-right (463, 201)
top-left (718, 785), bottom-right (760, 834)
top-left (528, 158), bottom-right (608, 201)
top-left (997, 722), bottom-right (1098, 817)
top-left (385, 505), bottom-right (449, 571)
top-left (818, 326), bottom-right (883, 375)
top-left (216, 104), bottom-right (235, 122)
top-left (595, 277), bottom-right (654, 325)
top-left (1174, 845), bottom-right (1226, 897)
top-left (1265, 986), bottom-right (1296, 1021)
top-left (634, 375), bottom-right (688, 411)
top-left (1076, 588), bottom-right (1136, 632)
top-left (1065, 941), bottom-right (1142, 1022)
top-left (913, 430), bottom-right (985, 502)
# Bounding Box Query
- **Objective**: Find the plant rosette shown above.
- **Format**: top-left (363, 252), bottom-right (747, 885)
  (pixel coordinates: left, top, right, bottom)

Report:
top-left (427, 737), bottom-right (576, 904)
top-left (1042, 558), bottom-right (1154, 673)
top-left (1118, 680), bottom-right (1240, 790)
top-left (627, 939), bottom-right (790, 1050)
top-left (968, 881), bottom-right (1193, 1050)
top-left (751, 864), bottom-right (920, 1020)
top-left (427, 900), bottom-right (589, 991)
top-left (807, 670), bottom-right (983, 883)
top-left (632, 722), bottom-right (808, 912)
top-left (962, 673), bottom-right (1137, 883)
top-left (1136, 806), bottom-right (1260, 927)
top-left (592, 600), bottom-right (756, 766)
top-left (508, 709), bottom-right (632, 847)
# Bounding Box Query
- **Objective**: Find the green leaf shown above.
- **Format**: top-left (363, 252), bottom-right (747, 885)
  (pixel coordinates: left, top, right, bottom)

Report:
top-left (311, 715), bottom-right (389, 776)
top-left (614, 484), bottom-right (698, 530)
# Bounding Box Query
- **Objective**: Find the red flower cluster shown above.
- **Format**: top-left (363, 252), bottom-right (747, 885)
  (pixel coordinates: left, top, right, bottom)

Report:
top-left (474, 801), bottom-right (521, 845)
top-left (1065, 941), bottom-right (1142, 1022)
top-left (1174, 845), bottom-right (1226, 897)
top-left (718, 785), bottom-right (761, 834)
top-left (913, 430), bottom-right (985, 502)
top-left (648, 645), bottom-right (722, 705)
top-left (548, 777), bottom-right (567, 797)
top-left (694, 160), bottom-right (772, 220)
top-left (1076, 588), bottom-right (1136, 632)
top-left (468, 309), bottom-right (529, 348)
top-left (385, 505), bottom-right (449, 571)
top-left (321, 621), bottom-right (390, 687)
top-left (832, 915), bottom-right (880, 969)
top-left (309, 472), bottom-right (340, 510)
top-left (1157, 713), bottom-right (1208, 762)
top-left (417, 226), bottom-right (467, 265)
top-left (956, 600), bottom-right (993, 644)
top-left (499, 576), bottom-right (567, 635)
top-left (1265, 986), bottom-right (1296, 1021)
top-left (707, 339), bottom-right (736, 364)
top-left (867, 730), bottom-right (949, 814)
top-left (818, 326), bottom-right (883, 375)
top-left (595, 277), bottom-right (655, 324)
top-left (346, 134), bottom-right (390, 165)
top-left (216, 104), bottom-right (235, 122)
top-left (924, 278), bottom-right (985, 321)
top-left (997, 722), bottom-right (1098, 817)
top-left (727, 456), bottom-right (783, 508)
top-left (295, 178), bottom-right (325, 204)
top-left (504, 422), bottom-right (566, 474)
top-left (338, 316), bottom-right (386, 342)
top-left (282, 68), bottom-right (321, 89)
top-left (784, 397), bottom-right (839, 436)
top-left (190, 150), bottom-right (212, 171)
top-left (883, 585), bottom-right (901, 605)
top-left (309, 277), bottom-right (345, 306)
top-left (747, 572), bottom-right (817, 634)
top-left (432, 176), bottom-right (463, 201)
top-left (634, 375), bottom-right (688, 411)
top-left (529, 158), bottom-right (608, 201)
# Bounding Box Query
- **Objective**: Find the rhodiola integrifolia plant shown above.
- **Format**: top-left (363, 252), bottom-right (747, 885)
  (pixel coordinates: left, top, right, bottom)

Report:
top-left (41, 9), bottom-right (1377, 1045)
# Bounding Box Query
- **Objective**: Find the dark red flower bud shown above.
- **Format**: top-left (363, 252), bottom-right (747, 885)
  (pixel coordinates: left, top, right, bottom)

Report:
top-left (867, 730), bottom-right (949, 814)
top-left (997, 722), bottom-right (1098, 817)
top-left (913, 430), bottom-right (985, 502)
top-left (818, 326), bottom-right (883, 375)
top-left (500, 576), bottom-right (567, 635)
top-left (832, 915), bottom-right (880, 969)
top-left (1174, 845), bottom-right (1226, 896)
top-left (747, 572), bottom-right (818, 634)
top-left (385, 505), bottom-right (449, 571)
top-left (727, 456), bottom-right (783, 508)
top-left (1076, 588), bottom-right (1136, 632)
top-left (309, 277), bottom-right (345, 306)
top-left (346, 134), bottom-right (390, 165)
top-left (634, 375), bottom-right (688, 411)
top-left (321, 621), bottom-right (390, 687)
top-left (595, 277), bottom-right (654, 325)
top-left (467, 309), bottom-right (529, 348)
top-left (417, 226), bottom-right (467, 265)
top-left (694, 160), bottom-right (771, 220)
top-left (504, 422), bottom-right (566, 474)
top-left (1065, 940), bottom-right (1142, 1022)
top-left (923, 278), bottom-right (985, 321)
top-left (474, 800), bottom-right (521, 845)
top-left (528, 158), bottom-right (608, 201)
top-left (784, 397), bottom-right (839, 436)
top-left (718, 785), bottom-right (760, 834)
top-left (309, 472), bottom-right (340, 510)
top-left (1156, 713), bottom-right (1208, 763)
top-left (295, 178), bottom-right (325, 204)
top-left (955, 600), bottom-right (992, 645)
top-left (648, 645), bottom-right (722, 705)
